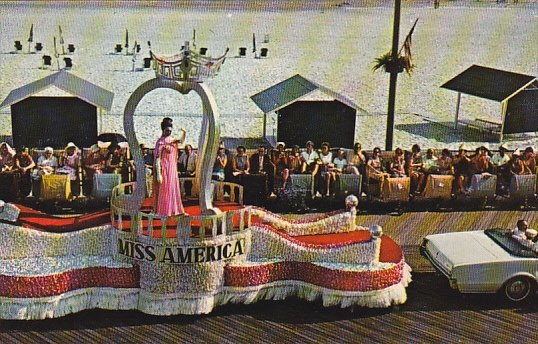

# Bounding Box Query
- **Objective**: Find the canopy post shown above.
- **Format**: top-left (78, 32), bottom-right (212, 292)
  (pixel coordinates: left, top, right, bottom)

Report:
top-left (500, 100), bottom-right (508, 142)
top-left (263, 112), bottom-right (267, 139)
top-left (454, 92), bottom-right (461, 130)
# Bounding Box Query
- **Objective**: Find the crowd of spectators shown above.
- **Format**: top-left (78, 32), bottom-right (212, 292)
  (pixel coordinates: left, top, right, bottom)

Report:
top-left (1, 139), bottom-right (537, 207)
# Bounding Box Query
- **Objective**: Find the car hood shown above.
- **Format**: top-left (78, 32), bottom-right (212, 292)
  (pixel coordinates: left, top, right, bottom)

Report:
top-left (425, 230), bottom-right (512, 266)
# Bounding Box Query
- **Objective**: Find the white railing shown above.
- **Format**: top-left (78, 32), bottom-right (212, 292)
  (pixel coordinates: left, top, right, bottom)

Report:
top-left (110, 181), bottom-right (249, 243)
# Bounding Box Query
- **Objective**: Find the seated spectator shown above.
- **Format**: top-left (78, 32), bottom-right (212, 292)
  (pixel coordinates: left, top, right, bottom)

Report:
top-left (409, 144), bottom-right (425, 194)
top-left (0, 142), bottom-right (15, 172)
top-left (437, 149), bottom-right (454, 175)
top-left (319, 142), bottom-right (335, 197)
top-left (56, 142), bottom-right (80, 180)
top-left (491, 144), bottom-right (511, 195)
top-left (140, 143), bottom-right (154, 175)
top-left (389, 147), bottom-right (406, 178)
top-left (35, 147), bottom-right (58, 175)
top-left (56, 142), bottom-right (81, 195)
top-left (469, 146), bottom-right (490, 175)
top-left (509, 149), bottom-right (525, 175)
top-left (333, 148), bottom-right (348, 174)
top-left (104, 143), bottom-right (125, 174)
top-left (347, 142), bottom-right (366, 175)
top-left (85, 143), bottom-right (109, 176)
top-left (300, 141), bottom-right (320, 175)
top-left (287, 145), bottom-right (303, 175)
top-left (453, 144), bottom-right (471, 194)
top-left (178, 144), bottom-right (197, 177)
top-left (12, 146), bottom-right (35, 197)
top-left (32, 147), bottom-right (58, 193)
top-left (249, 145), bottom-right (275, 194)
top-left (271, 142), bottom-right (289, 189)
top-left (232, 145), bottom-right (250, 183)
top-left (212, 145), bottom-right (227, 181)
top-left (423, 148), bottom-right (439, 174)
top-left (367, 147), bottom-right (389, 194)
top-left (522, 147), bottom-right (536, 175)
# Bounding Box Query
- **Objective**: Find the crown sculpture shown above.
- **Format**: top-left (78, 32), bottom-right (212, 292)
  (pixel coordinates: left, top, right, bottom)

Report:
top-left (151, 41), bottom-right (229, 82)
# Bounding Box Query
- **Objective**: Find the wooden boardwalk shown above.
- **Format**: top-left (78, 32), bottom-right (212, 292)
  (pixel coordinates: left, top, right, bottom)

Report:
top-left (1, 210), bottom-right (537, 343)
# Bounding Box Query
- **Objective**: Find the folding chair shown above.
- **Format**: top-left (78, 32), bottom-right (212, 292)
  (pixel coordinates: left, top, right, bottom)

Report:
top-left (468, 173), bottom-right (497, 200)
top-left (143, 57), bottom-right (152, 68)
top-left (64, 57), bottom-right (73, 69)
top-left (381, 177), bottom-right (410, 202)
top-left (40, 174), bottom-right (72, 201)
top-left (35, 42), bottom-right (43, 51)
top-left (238, 47), bottom-right (246, 57)
top-left (67, 44), bottom-right (75, 53)
top-left (92, 173), bottom-right (121, 200)
top-left (115, 44), bottom-right (123, 53)
top-left (260, 48), bottom-right (268, 58)
top-left (421, 174), bottom-right (454, 200)
top-left (200, 47), bottom-right (208, 55)
top-left (14, 40), bottom-right (22, 52)
top-left (337, 174), bottom-right (362, 197)
top-left (41, 55), bottom-right (52, 69)
top-left (510, 174), bottom-right (537, 205)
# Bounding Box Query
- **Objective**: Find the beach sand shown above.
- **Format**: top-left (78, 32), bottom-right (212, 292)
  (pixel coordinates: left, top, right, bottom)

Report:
top-left (0, 1), bottom-right (536, 150)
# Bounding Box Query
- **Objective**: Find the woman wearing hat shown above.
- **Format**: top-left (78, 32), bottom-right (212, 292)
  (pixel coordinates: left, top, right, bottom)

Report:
top-left (56, 142), bottom-right (81, 195)
top-left (153, 117), bottom-right (186, 217)
top-left (0, 142), bottom-right (15, 172)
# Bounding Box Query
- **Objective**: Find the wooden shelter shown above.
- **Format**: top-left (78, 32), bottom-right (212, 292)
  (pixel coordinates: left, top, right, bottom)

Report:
top-left (0, 70), bottom-right (113, 148)
top-left (441, 65), bottom-right (537, 141)
top-left (250, 74), bottom-right (367, 148)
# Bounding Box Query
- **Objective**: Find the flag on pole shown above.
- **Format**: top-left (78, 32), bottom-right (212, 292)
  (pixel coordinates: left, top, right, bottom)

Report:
top-left (125, 29), bottom-right (129, 48)
top-left (252, 33), bottom-right (257, 54)
top-left (28, 24), bottom-right (33, 43)
top-left (399, 18), bottom-right (418, 75)
top-left (192, 29), bottom-right (196, 48)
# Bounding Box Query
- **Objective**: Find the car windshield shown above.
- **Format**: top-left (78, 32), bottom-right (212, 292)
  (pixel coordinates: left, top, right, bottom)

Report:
top-left (485, 228), bottom-right (538, 258)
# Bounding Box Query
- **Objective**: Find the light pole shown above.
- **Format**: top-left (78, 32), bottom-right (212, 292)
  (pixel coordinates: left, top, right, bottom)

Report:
top-left (385, 0), bottom-right (401, 152)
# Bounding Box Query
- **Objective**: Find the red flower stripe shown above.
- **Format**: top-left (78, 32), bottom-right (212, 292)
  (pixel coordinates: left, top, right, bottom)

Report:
top-left (252, 223), bottom-right (372, 249)
top-left (224, 258), bottom-right (406, 292)
top-left (0, 267), bottom-right (140, 298)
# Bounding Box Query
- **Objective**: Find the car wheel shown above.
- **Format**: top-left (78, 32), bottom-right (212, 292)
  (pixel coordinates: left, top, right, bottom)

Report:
top-left (503, 277), bottom-right (535, 303)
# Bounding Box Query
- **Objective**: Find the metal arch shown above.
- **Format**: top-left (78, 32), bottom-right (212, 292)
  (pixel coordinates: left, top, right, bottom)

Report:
top-left (123, 77), bottom-right (221, 214)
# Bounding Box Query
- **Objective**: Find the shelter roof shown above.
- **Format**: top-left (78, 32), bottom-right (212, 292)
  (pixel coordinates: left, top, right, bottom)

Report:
top-left (0, 70), bottom-right (114, 111)
top-left (441, 65), bottom-right (536, 102)
top-left (250, 74), bottom-right (366, 114)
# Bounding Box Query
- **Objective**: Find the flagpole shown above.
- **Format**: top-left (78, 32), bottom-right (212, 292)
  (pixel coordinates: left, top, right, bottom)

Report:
top-left (27, 24), bottom-right (33, 54)
top-left (385, 0), bottom-right (401, 152)
top-left (59, 26), bottom-right (65, 55)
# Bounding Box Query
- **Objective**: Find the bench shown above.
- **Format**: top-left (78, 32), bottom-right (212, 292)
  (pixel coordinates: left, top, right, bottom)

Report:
top-left (459, 118), bottom-right (501, 135)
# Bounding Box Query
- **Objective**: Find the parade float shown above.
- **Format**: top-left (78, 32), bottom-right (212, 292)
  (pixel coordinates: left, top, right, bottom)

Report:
top-left (0, 43), bottom-right (411, 320)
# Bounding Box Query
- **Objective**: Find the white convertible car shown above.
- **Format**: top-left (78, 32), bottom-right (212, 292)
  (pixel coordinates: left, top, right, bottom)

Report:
top-left (421, 228), bottom-right (538, 303)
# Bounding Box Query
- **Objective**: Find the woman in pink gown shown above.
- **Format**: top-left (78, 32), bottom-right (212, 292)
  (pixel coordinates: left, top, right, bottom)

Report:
top-left (153, 117), bottom-right (187, 216)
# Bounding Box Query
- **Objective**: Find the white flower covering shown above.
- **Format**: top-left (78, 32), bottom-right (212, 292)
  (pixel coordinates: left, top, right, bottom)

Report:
top-left (0, 202), bottom-right (20, 222)
top-left (249, 225), bottom-right (380, 264)
top-left (0, 223), bottom-right (115, 259)
top-left (0, 287), bottom-right (140, 320)
top-left (251, 208), bottom-right (369, 236)
top-left (0, 255), bottom-right (133, 277)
